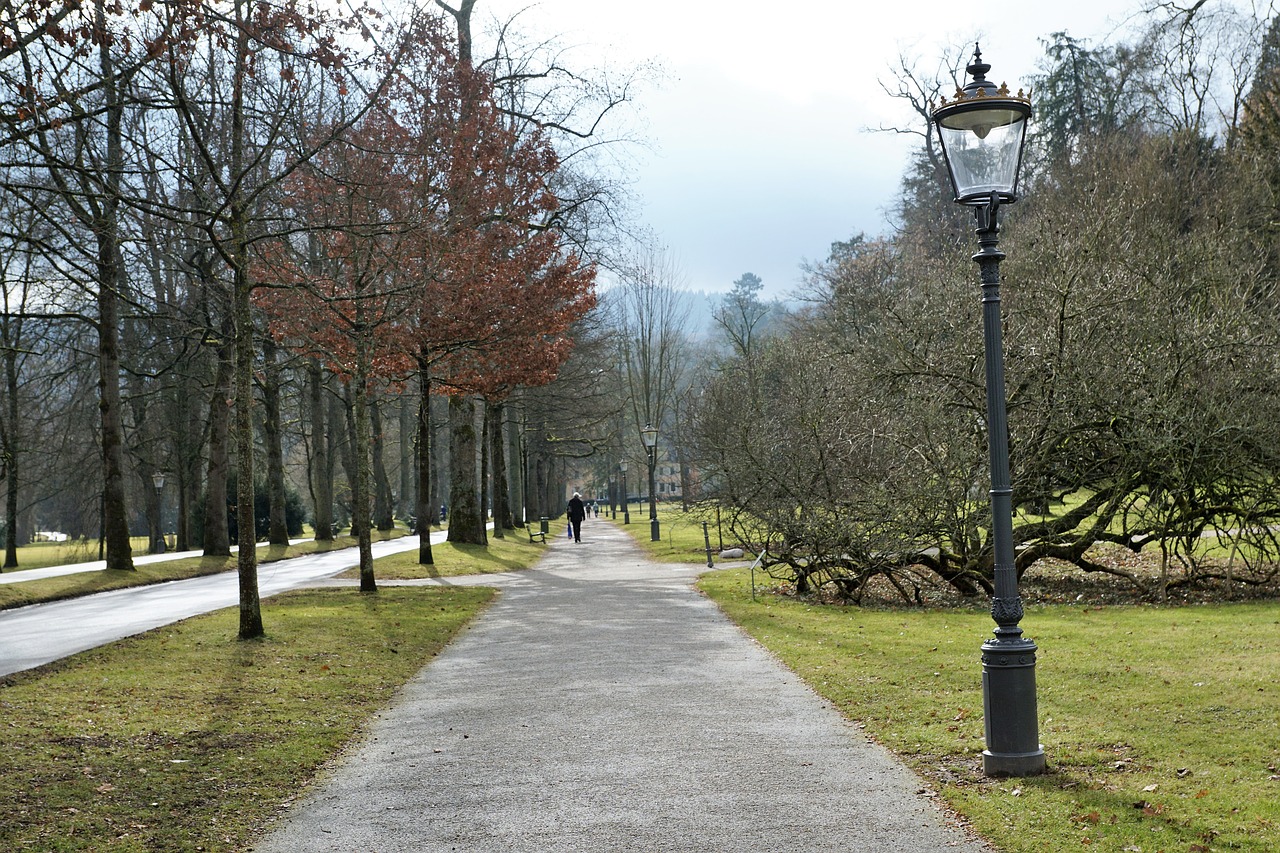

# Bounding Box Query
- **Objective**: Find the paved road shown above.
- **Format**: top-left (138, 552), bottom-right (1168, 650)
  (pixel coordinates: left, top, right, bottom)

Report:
top-left (0, 539), bottom-right (322, 584)
top-left (0, 547), bottom-right (212, 584)
top-left (0, 534), bottom-right (430, 677)
top-left (251, 521), bottom-right (994, 853)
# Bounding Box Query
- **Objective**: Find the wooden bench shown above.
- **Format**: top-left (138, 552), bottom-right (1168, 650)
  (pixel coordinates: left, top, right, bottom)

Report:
top-left (527, 526), bottom-right (547, 543)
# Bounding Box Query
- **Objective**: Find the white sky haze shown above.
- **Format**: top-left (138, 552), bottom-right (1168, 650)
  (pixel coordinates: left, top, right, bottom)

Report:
top-left (476, 1), bottom-right (1141, 295)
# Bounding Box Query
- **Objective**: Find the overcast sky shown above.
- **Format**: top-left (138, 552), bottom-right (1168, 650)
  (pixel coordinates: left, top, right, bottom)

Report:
top-left (475, 1), bottom-right (1140, 296)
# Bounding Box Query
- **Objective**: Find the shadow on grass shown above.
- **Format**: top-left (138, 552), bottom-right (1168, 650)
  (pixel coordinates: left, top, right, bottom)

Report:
top-left (351, 536), bottom-right (541, 580)
top-left (450, 541), bottom-right (528, 572)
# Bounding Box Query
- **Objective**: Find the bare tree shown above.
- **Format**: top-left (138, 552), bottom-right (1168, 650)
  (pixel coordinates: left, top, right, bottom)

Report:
top-left (615, 243), bottom-right (689, 515)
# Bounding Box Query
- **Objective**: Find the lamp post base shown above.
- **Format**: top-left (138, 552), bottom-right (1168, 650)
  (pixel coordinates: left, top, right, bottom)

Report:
top-left (981, 635), bottom-right (1046, 777)
top-left (650, 518), bottom-right (660, 541)
top-left (982, 747), bottom-right (1046, 777)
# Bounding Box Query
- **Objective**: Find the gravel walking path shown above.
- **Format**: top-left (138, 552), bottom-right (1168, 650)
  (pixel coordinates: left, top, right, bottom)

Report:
top-left (251, 520), bottom-right (994, 853)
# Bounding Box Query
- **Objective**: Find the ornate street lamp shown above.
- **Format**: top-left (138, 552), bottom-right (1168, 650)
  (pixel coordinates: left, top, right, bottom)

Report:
top-left (151, 471), bottom-right (167, 554)
top-left (932, 46), bottom-right (1044, 777)
top-left (619, 460), bottom-right (630, 525)
top-left (641, 423), bottom-right (659, 541)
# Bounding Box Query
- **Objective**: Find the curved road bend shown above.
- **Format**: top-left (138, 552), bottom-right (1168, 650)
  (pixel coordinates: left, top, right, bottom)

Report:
top-left (0, 534), bottom-right (429, 678)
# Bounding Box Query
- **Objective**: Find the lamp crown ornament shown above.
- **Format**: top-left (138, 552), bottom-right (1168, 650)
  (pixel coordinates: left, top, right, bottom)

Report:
top-left (935, 45), bottom-right (1032, 111)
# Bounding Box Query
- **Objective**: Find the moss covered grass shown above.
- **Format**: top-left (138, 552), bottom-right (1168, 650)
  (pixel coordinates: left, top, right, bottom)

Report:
top-left (0, 585), bottom-right (494, 852)
top-left (699, 567), bottom-right (1280, 852)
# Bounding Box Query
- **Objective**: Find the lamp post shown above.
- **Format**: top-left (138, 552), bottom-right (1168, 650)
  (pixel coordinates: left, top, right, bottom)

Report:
top-left (641, 423), bottom-right (659, 541)
top-left (619, 461), bottom-right (630, 524)
top-left (609, 473), bottom-right (617, 519)
top-left (932, 45), bottom-right (1044, 778)
top-left (151, 471), bottom-right (167, 554)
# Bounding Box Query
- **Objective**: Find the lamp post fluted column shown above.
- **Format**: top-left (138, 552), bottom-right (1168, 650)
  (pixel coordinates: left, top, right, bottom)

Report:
top-left (973, 198), bottom-right (1044, 777)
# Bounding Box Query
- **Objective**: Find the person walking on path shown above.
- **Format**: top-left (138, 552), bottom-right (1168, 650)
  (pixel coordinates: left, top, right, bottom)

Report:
top-left (252, 522), bottom-right (994, 853)
top-left (567, 491), bottom-right (586, 543)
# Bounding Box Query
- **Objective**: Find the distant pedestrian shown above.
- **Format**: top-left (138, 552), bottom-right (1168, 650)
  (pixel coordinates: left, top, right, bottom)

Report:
top-left (440, 504), bottom-right (447, 523)
top-left (567, 492), bottom-right (586, 543)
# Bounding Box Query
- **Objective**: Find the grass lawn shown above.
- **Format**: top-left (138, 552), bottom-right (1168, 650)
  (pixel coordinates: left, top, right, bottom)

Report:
top-left (0, 585), bottom-right (495, 852)
top-left (342, 529), bottom-right (547, 580)
top-left (699, 567), bottom-right (1280, 852)
top-left (614, 504), bottom-right (723, 564)
top-left (0, 530), bottom-right (410, 611)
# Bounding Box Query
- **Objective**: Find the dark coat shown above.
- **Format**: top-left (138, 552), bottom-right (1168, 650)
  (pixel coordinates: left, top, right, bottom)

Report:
top-left (568, 496), bottom-right (586, 523)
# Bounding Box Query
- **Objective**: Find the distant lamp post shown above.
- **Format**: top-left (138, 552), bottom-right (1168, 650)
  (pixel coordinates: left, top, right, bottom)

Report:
top-left (619, 461), bottom-right (630, 524)
top-left (932, 45), bottom-right (1043, 778)
top-left (151, 471), bottom-right (167, 554)
top-left (641, 423), bottom-right (659, 541)
top-left (609, 473), bottom-right (617, 519)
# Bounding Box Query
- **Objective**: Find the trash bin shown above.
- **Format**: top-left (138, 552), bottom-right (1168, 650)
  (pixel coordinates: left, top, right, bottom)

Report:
top-left (539, 517), bottom-right (549, 535)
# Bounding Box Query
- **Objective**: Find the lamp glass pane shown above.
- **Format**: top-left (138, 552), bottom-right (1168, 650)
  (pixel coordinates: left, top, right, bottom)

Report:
top-left (939, 110), bottom-right (1026, 200)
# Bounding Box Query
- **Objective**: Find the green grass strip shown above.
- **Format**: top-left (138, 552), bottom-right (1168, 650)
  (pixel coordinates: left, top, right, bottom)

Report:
top-left (0, 531), bottom-right (409, 611)
top-left (613, 506), bottom-right (722, 564)
top-left (0, 586), bottom-right (494, 852)
top-left (699, 568), bottom-right (1280, 851)
top-left (350, 532), bottom-right (547, 579)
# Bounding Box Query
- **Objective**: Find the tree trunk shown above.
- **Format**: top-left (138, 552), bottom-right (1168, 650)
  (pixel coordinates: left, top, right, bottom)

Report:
top-left (176, 464), bottom-right (191, 552)
top-left (4, 454), bottom-right (16, 568)
top-left (416, 356), bottom-right (434, 565)
top-left (175, 372), bottom-right (200, 552)
top-left (100, 298), bottom-right (135, 571)
top-left (337, 384), bottom-right (357, 531)
top-left (262, 337), bottom-right (289, 545)
top-left (228, 0), bottom-right (262, 640)
top-left (204, 326), bottom-right (233, 557)
top-left (490, 399), bottom-right (512, 534)
top-left (508, 402), bottom-right (524, 528)
top-left (96, 48), bottom-right (133, 572)
top-left (484, 403), bottom-right (503, 539)
top-left (3, 338), bottom-right (19, 568)
top-left (431, 393), bottom-right (445, 518)
top-left (446, 394), bottom-right (485, 545)
top-left (532, 452), bottom-right (547, 523)
top-left (480, 402), bottom-right (490, 532)
top-left (398, 389), bottom-right (414, 521)
top-left (307, 358), bottom-right (334, 540)
top-left (371, 397), bottom-right (394, 531)
top-left (352, 334), bottom-right (375, 591)
top-left (232, 257), bottom-right (262, 637)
